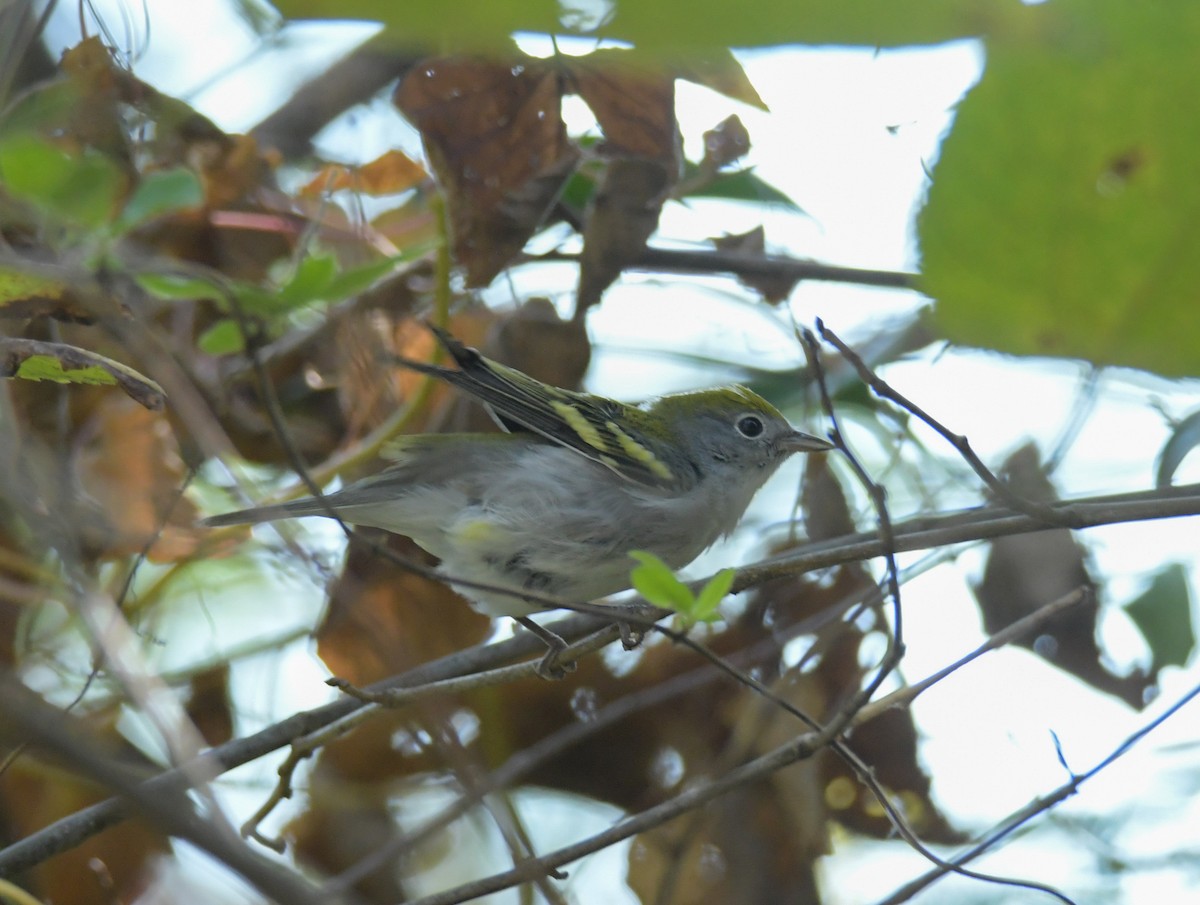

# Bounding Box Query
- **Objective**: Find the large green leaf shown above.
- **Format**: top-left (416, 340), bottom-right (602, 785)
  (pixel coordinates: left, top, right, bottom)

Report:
top-left (269, 0), bottom-right (1011, 52)
top-left (0, 133), bottom-right (124, 228)
top-left (919, 0), bottom-right (1200, 377)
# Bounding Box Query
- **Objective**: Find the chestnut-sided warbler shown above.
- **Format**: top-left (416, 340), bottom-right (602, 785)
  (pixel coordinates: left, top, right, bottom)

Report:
top-left (205, 327), bottom-right (832, 624)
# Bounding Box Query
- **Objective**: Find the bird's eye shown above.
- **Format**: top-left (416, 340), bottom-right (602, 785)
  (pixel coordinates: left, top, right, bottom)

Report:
top-left (736, 415), bottom-right (765, 438)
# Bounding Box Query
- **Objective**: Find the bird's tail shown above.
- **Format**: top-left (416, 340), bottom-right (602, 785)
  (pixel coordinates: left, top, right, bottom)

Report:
top-left (201, 498), bottom-right (332, 528)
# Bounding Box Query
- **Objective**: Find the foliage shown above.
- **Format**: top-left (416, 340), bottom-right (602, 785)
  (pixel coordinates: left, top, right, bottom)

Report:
top-left (920, 0), bottom-right (1200, 375)
top-left (629, 550), bottom-right (733, 625)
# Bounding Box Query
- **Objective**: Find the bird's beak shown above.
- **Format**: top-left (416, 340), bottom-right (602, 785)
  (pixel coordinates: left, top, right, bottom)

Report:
top-left (781, 430), bottom-right (834, 453)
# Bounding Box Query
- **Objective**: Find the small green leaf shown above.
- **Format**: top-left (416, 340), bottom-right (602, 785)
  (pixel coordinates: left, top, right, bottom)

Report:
top-left (15, 355), bottom-right (116, 387)
top-left (324, 244), bottom-right (437, 300)
top-left (198, 319), bottom-right (246, 355)
top-left (115, 167), bottom-right (204, 232)
top-left (1125, 564), bottom-right (1196, 673)
top-left (136, 272), bottom-right (225, 302)
top-left (323, 255), bottom-right (400, 300)
top-left (629, 550), bottom-right (695, 612)
top-left (692, 568), bottom-right (735, 623)
top-left (1, 338), bottom-right (165, 409)
top-left (276, 253), bottom-right (339, 307)
top-left (230, 283), bottom-right (277, 314)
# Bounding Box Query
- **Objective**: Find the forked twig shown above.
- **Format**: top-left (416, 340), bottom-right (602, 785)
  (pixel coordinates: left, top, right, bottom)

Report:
top-left (816, 319), bottom-right (1077, 527)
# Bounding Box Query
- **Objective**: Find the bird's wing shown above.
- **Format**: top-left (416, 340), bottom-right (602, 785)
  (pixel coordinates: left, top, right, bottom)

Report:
top-left (396, 326), bottom-right (684, 490)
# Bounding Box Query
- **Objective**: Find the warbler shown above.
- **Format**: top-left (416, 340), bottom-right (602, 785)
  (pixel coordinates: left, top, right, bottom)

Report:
top-left (205, 327), bottom-right (832, 627)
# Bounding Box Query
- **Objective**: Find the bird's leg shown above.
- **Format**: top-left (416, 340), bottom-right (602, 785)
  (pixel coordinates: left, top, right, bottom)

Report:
top-left (515, 616), bottom-right (576, 679)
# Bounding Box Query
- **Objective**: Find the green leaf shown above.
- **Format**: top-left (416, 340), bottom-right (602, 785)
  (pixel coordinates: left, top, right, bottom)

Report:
top-left (136, 272), bottom-right (226, 302)
top-left (231, 283), bottom-right (279, 315)
top-left (0, 79), bottom-right (85, 136)
top-left (629, 550), bottom-right (695, 612)
top-left (1124, 564), bottom-right (1196, 673)
top-left (681, 164), bottom-right (803, 210)
top-left (0, 133), bottom-right (124, 228)
top-left (693, 568), bottom-right (734, 623)
top-left (272, 0), bottom-right (1009, 53)
top-left (16, 355), bottom-right (116, 387)
top-left (323, 255), bottom-right (401, 300)
top-left (198, 319), bottom-right (246, 355)
top-left (115, 167), bottom-right (204, 232)
top-left (324, 244), bottom-right (438, 300)
top-left (276, 253), bottom-right (339, 307)
top-left (1, 338), bottom-right (165, 409)
top-left (0, 267), bottom-right (67, 306)
top-left (920, 0), bottom-right (1200, 378)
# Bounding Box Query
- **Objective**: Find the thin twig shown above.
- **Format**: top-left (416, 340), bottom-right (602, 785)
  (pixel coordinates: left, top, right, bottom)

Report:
top-left (399, 591), bottom-right (1091, 905)
top-left (532, 247), bottom-right (917, 291)
top-left (816, 319), bottom-right (1075, 527)
top-left (802, 326), bottom-right (905, 710)
top-left (4, 484), bottom-right (1198, 876)
top-left (877, 678), bottom-right (1200, 905)
top-left (0, 677), bottom-right (351, 905)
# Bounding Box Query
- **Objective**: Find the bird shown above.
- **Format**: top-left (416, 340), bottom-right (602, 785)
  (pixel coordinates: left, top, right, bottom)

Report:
top-left (204, 325), bottom-right (832, 671)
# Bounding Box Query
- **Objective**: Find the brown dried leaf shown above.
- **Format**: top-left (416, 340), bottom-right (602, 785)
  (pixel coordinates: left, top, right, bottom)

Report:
top-left (570, 51), bottom-right (680, 306)
top-left (700, 114), bottom-right (752, 173)
top-left (801, 452), bottom-right (855, 541)
top-left (56, 37), bottom-right (134, 164)
top-left (821, 707), bottom-right (965, 844)
top-left (571, 50), bottom-right (680, 162)
top-left (577, 157), bottom-right (673, 308)
top-left (395, 56), bottom-right (579, 287)
top-left (487, 297), bottom-right (591, 393)
top-left (184, 664), bottom-right (233, 747)
top-left (975, 443), bottom-right (1154, 708)
top-left (711, 226), bottom-right (798, 303)
top-left (0, 708), bottom-right (168, 905)
top-left (317, 534), bottom-right (491, 686)
top-left (300, 150), bottom-right (428, 198)
top-left (74, 394), bottom-right (198, 560)
top-left (628, 788), bottom-right (823, 905)
top-left (193, 133), bottom-right (272, 210)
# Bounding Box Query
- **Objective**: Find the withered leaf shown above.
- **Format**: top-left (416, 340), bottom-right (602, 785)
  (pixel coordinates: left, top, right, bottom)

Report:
top-left (301, 149), bottom-right (428, 198)
top-left (569, 50), bottom-right (681, 307)
top-left (975, 443), bottom-right (1154, 708)
top-left (0, 706), bottom-right (169, 904)
top-left (74, 394), bottom-right (198, 561)
top-left (395, 56), bottom-right (579, 287)
top-left (700, 114), bottom-right (752, 174)
top-left (711, 226), bottom-right (798, 303)
top-left (184, 664), bottom-right (234, 747)
top-left (317, 534), bottom-right (491, 685)
top-left (577, 157), bottom-right (673, 308)
top-left (570, 49), bottom-right (680, 162)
